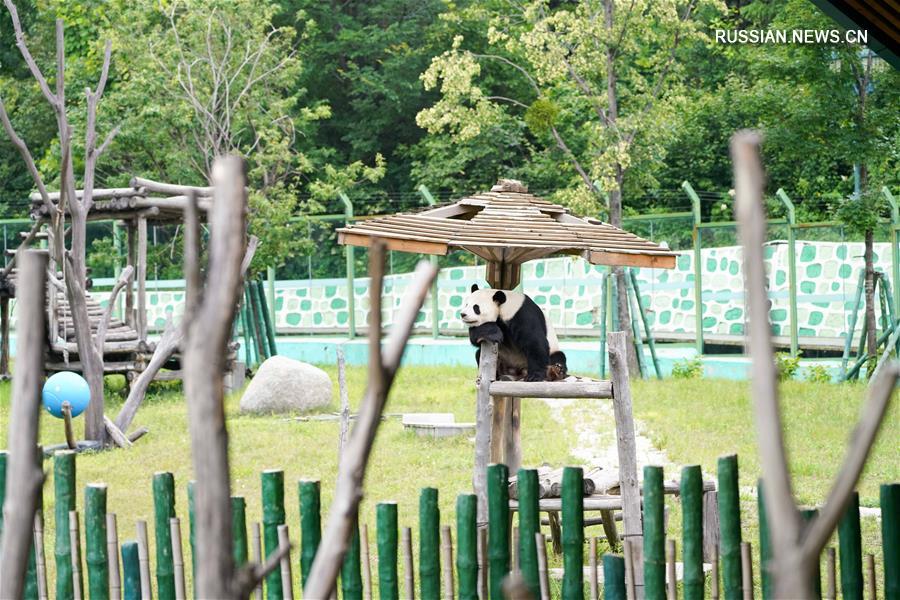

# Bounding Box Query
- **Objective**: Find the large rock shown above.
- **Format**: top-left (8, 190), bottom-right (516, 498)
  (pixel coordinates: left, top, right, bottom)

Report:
top-left (240, 356), bottom-right (332, 414)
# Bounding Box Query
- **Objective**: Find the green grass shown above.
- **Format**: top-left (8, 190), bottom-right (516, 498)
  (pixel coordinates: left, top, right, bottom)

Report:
top-left (0, 368), bottom-right (896, 597)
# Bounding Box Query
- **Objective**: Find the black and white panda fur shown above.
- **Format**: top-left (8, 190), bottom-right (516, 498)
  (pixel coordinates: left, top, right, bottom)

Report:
top-left (460, 284), bottom-right (567, 382)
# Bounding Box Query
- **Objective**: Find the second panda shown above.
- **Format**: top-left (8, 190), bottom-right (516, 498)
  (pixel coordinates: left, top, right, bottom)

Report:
top-left (459, 284), bottom-right (567, 382)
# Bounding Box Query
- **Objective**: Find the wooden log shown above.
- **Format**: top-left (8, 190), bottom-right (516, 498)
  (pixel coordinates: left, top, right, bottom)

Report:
top-left (589, 538), bottom-right (599, 600)
top-left (624, 538), bottom-right (637, 600)
top-left (487, 463), bottom-right (511, 600)
top-left (361, 523), bottom-right (373, 600)
top-left (535, 533), bottom-right (550, 600)
top-left (506, 397), bottom-right (522, 474)
top-left (69, 511), bottom-right (84, 600)
top-left (489, 379), bottom-right (613, 398)
top-left (643, 465), bottom-right (665, 599)
top-left (600, 508), bottom-right (621, 551)
top-left (170, 518), bottom-right (186, 600)
top-left (703, 491), bottom-right (720, 563)
top-left (741, 542), bottom-right (753, 600)
top-left (402, 526), bottom-right (414, 600)
top-left (107, 514), bottom-right (121, 600)
top-left (711, 545), bottom-right (720, 600)
top-left (667, 539), bottom-right (677, 600)
top-left (562, 466), bottom-right (584, 598)
top-left (441, 526), bottom-right (454, 600)
top-left (608, 331), bottom-right (644, 595)
top-left (136, 216), bottom-right (147, 341)
top-left (130, 176), bottom-right (213, 197)
top-left (278, 524), bottom-right (294, 600)
top-left (136, 520), bottom-right (151, 600)
top-left (418, 488), bottom-right (440, 599)
top-left (475, 342), bottom-right (498, 524)
top-left (547, 511), bottom-right (562, 554)
top-left (104, 415), bottom-right (132, 448)
top-left (0, 251), bottom-right (47, 599)
top-left (456, 495), bottom-right (477, 600)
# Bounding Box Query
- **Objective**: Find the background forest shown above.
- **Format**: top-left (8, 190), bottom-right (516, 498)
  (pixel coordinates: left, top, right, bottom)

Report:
top-left (0, 0), bottom-right (897, 279)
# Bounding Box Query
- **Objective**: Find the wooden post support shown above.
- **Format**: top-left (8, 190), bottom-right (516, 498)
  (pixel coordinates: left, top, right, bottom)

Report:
top-left (136, 520), bottom-right (152, 600)
top-left (85, 484), bottom-right (109, 600)
top-left (536, 533), bottom-right (551, 600)
top-left (252, 523), bottom-right (264, 600)
top-left (171, 517), bottom-right (186, 600)
top-left (882, 483), bottom-right (900, 600)
top-left (299, 479), bottom-right (322, 588)
top-left (419, 487), bottom-right (440, 598)
top-left (401, 527), bottom-right (414, 600)
top-left (839, 492), bottom-right (863, 600)
top-left (136, 216), bottom-right (147, 342)
top-left (54, 450), bottom-right (77, 600)
top-left (152, 471), bottom-right (176, 599)
top-left (825, 547), bottom-right (837, 600)
top-left (0, 296), bottom-right (9, 377)
top-left (643, 465), bottom-right (666, 599)
top-left (562, 466), bottom-right (585, 599)
top-left (681, 465), bottom-right (704, 600)
top-left (107, 513), bottom-right (122, 600)
top-left (69, 511), bottom-right (84, 600)
top-left (341, 523), bottom-right (363, 600)
top-left (377, 502), bottom-right (399, 600)
top-left (361, 524), bottom-right (373, 600)
top-left (589, 538), bottom-right (599, 600)
top-left (741, 542), bottom-right (753, 600)
top-left (474, 341), bottom-right (498, 524)
top-left (262, 469), bottom-right (286, 599)
top-left (717, 455), bottom-right (743, 600)
top-left (517, 469), bottom-right (540, 599)
top-left (231, 497), bottom-right (248, 567)
top-left (277, 524), bottom-right (293, 600)
top-left (456, 494), bottom-right (478, 600)
top-left (122, 541), bottom-right (141, 600)
top-left (607, 331), bottom-right (644, 596)
top-left (487, 463), bottom-right (511, 600)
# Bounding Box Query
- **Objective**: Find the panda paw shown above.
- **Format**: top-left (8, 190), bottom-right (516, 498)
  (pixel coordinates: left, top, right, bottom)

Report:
top-left (525, 371), bottom-right (546, 382)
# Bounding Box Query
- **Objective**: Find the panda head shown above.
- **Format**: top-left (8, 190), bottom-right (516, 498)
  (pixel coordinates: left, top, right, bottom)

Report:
top-left (459, 284), bottom-right (507, 326)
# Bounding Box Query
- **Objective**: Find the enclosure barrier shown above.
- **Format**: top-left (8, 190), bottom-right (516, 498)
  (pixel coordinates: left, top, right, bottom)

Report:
top-left (0, 450), bottom-right (896, 599)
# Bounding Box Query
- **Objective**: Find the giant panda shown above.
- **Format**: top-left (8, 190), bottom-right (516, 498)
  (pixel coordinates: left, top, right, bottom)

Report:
top-left (460, 284), bottom-right (567, 382)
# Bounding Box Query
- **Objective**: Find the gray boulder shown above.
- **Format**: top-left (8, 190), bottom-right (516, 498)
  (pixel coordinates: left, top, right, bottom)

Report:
top-left (240, 356), bottom-right (332, 414)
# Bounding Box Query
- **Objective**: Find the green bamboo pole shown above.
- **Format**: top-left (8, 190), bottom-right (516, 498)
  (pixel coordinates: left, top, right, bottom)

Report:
top-left (377, 502), bottom-right (400, 600)
top-left (419, 487), bottom-right (441, 598)
top-left (603, 554), bottom-right (626, 600)
top-left (122, 540), bottom-right (141, 600)
top-left (629, 269), bottom-right (662, 379)
top-left (298, 479), bottom-right (321, 588)
top-left (153, 471), bottom-right (176, 599)
top-left (801, 509), bottom-right (822, 597)
top-left (341, 522), bottom-right (363, 600)
top-left (85, 484), bottom-right (109, 600)
top-left (257, 278), bottom-right (278, 355)
top-left (54, 451), bottom-right (77, 600)
top-left (487, 463), bottom-right (510, 599)
top-left (563, 467), bottom-right (585, 599)
top-left (262, 469), bottom-right (286, 599)
top-left (456, 494), bottom-right (478, 600)
top-left (246, 283), bottom-right (267, 362)
top-left (839, 491), bottom-right (863, 600)
top-left (232, 496), bottom-right (249, 566)
top-left (187, 481), bottom-right (196, 598)
top-left (680, 465), bottom-right (703, 600)
top-left (249, 279), bottom-right (272, 360)
top-left (643, 465), bottom-right (665, 600)
top-left (625, 273), bottom-right (647, 378)
top-left (717, 455), bottom-right (742, 600)
top-left (841, 271), bottom-right (866, 379)
top-left (517, 469), bottom-right (540, 598)
top-left (881, 483), bottom-right (900, 600)
top-left (757, 480), bottom-right (773, 600)
top-left (682, 180), bottom-right (704, 354)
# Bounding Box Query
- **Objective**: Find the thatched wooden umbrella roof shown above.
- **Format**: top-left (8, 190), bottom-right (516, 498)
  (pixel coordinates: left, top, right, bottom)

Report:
top-left (337, 179), bottom-right (676, 270)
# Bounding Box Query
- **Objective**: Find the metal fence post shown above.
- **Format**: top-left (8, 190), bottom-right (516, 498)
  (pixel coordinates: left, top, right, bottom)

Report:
top-left (883, 186), bottom-right (900, 322)
top-left (338, 192), bottom-right (356, 338)
top-left (682, 181), bottom-right (704, 354)
top-left (776, 189), bottom-right (799, 356)
top-left (418, 184), bottom-right (441, 339)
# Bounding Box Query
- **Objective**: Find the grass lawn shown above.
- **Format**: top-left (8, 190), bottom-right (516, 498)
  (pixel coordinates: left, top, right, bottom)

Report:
top-left (0, 366), bottom-right (896, 597)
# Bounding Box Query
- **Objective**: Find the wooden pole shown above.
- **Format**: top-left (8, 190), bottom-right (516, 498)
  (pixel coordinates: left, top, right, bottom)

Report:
top-left (865, 554), bottom-right (876, 600)
top-left (643, 465), bottom-right (665, 599)
top-left (825, 547), bottom-right (836, 600)
top-left (402, 527), bottom-right (414, 600)
top-left (740, 542), bottom-right (753, 600)
top-left (152, 471), bottom-right (176, 599)
top-left (135, 520), bottom-right (151, 600)
top-left (681, 465), bottom-right (703, 600)
top-left (262, 469), bottom-right (286, 599)
top-left (171, 518), bottom-right (186, 600)
top-left (535, 533), bottom-right (550, 600)
top-left (487, 463), bottom-right (511, 600)
top-left (361, 524), bottom-right (373, 600)
top-left (55, 450), bottom-right (77, 600)
top-left (517, 469), bottom-right (540, 598)
top-left (0, 295), bottom-right (9, 378)
top-left (441, 526), bottom-right (454, 600)
top-left (607, 331), bottom-right (644, 596)
top-left (70, 511), bottom-right (83, 600)
top-left (456, 494), bottom-right (477, 600)
top-left (717, 455), bottom-right (742, 600)
top-left (377, 502), bottom-right (399, 600)
top-left (589, 538), bottom-right (599, 600)
top-left (711, 545), bottom-right (720, 600)
top-left (882, 483), bottom-right (900, 600)
top-left (0, 251), bottom-right (47, 598)
top-left (604, 553), bottom-right (626, 600)
top-left (478, 527), bottom-right (488, 599)
top-left (337, 348), bottom-right (350, 456)
top-left (419, 487), bottom-right (440, 598)
top-left (666, 539), bottom-right (677, 600)
top-left (232, 497), bottom-right (248, 567)
top-left (107, 513), bottom-right (121, 600)
top-left (136, 216), bottom-right (147, 342)
top-left (34, 511), bottom-right (48, 600)
top-left (839, 492), bottom-right (863, 600)
top-left (277, 525), bottom-right (293, 600)
top-left (122, 541), bottom-right (141, 600)
top-left (624, 539), bottom-right (637, 600)
top-left (85, 484), bottom-right (109, 600)
top-left (252, 523), bottom-right (263, 600)
top-left (474, 341), bottom-right (498, 524)
top-left (298, 479), bottom-right (322, 588)
top-left (340, 523), bottom-right (362, 600)
top-left (562, 466), bottom-right (585, 599)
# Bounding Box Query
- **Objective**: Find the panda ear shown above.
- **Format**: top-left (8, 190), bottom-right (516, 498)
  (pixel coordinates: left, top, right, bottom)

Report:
top-left (492, 290), bottom-right (506, 305)
top-left (471, 283), bottom-right (479, 293)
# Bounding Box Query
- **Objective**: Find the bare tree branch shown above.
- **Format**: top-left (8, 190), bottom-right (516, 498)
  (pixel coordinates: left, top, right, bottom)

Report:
top-left (3, 0), bottom-right (58, 106)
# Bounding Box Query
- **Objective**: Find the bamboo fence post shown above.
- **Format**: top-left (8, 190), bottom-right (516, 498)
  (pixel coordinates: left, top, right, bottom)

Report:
top-left (252, 523), bottom-right (263, 600)
top-left (152, 471), bottom-right (176, 599)
top-left (563, 466), bottom-right (585, 599)
top-left (456, 494), bottom-right (478, 600)
top-left (70, 511), bottom-right (84, 600)
top-left (882, 483), bottom-right (900, 599)
top-left (711, 545), bottom-right (720, 600)
top-left (865, 554), bottom-right (876, 600)
top-left (604, 554), bottom-right (626, 600)
top-left (26, 509), bottom-right (39, 600)
top-left (757, 480), bottom-right (772, 600)
top-left (377, 502), bottom-right (399, 600)
top-left (402, 526), bottom-right (415, 600)
top-left (590, 538), bottom-right (599, 600)
top-left (441, 526), bottom-right (454, 600)
top-left (517, 469), bottom-right (540, 599)
top-left (535, 533), bottom-right (550, 600)
top-left (136, 520), bottom-right (151, 600)
top-left (419, 487), bottom-right (440, 598)
top-left (34, 511), bottom-right (48, 600)
top-left (681, 465), bottom-right (703, 600)
top-left (85, 484), bottom-right (109, 600)
top-left (717, 455), bottom-right (742, 600)
top-left (170, 518), bottom-right (186, 600)
top-left (666, 539), bottom-right (676, 600)
top-left (341, 523), bottom-right (363, 600)
top-left (232, 497), bottom-right (248, 567)
top-left (122, 541), bottom-right (141, 600)
top-left (825, 547), bottom-right (836, 600)
top-left (299, 479), bottom-right (322, 588)
top-left (361, 524), bottom-right (373, 600)
top-left (487, 463), bottom-right (511, 599)
top-left (277, 525), bottom-right (293, 600)
top-left (262, 469), bottom-right (286, 599)
top-left (740, 542), bottom-right (752, 600)
top-left (800, 509), bottom-right (821, 598)
top-left (55, 450), bottom-right (77, 600)
top-left (108, 513), bottom-right (121, 600)
top-left (624, 539), bottom-right (637, 600)
top-left (478, 527), bottom-right (488, 599)
top-left (643, 465), bottom-right (665, 599)
top-left (839, 492), bottom-right (863, 600)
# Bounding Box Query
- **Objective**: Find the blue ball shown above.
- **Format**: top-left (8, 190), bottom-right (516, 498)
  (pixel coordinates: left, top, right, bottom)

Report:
top-left (42, 372), bottom-right (91, 419)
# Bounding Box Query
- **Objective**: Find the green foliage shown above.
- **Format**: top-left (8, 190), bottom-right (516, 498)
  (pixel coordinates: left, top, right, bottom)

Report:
top-left (804, 364), bottom-right (832, 384)
top-left (775, 352), bottom-right (802, 382)
top-left (834, 190), bottom-right (884, 237)
top-left (524, 98), bottom-right (558, 136)
top-left (671, 356), bottom-right (703, 379)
